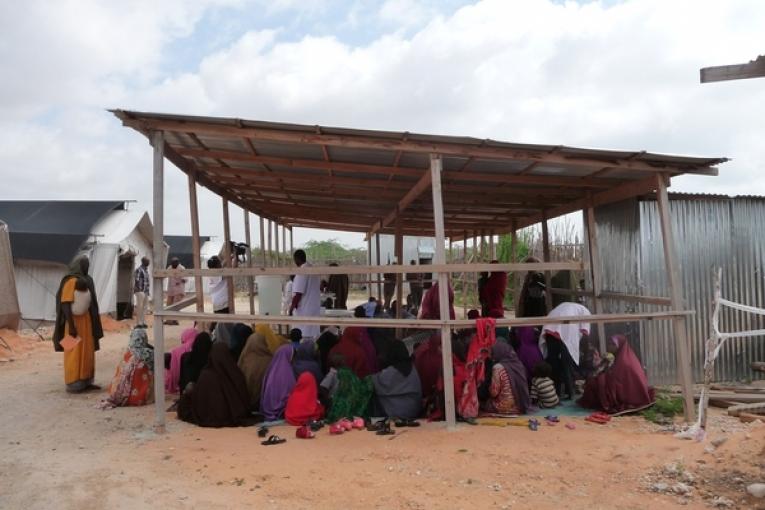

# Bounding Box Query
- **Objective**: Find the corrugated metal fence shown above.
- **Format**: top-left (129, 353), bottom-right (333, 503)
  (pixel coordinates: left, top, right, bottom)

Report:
top-left (595, 196), bottom-right (765, 384)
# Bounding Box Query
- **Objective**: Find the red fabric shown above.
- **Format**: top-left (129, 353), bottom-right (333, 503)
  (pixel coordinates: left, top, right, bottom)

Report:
top-left (479, 272), bottom-right (507, 318)
top-left (285, 372), bottom-right (325, 426)
top-left (420, 282), bottom-right (456, 320)
top-left (457, 318), bottom-right (496, 418)
top-left (329, 327), bottom-right (373, 379)
top-left (414, 334), bottom-right (442, 399)
top-left (578, 335), bottom-right (655, 413)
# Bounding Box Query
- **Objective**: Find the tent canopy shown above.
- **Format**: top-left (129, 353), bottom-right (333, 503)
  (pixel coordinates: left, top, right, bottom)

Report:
top-left (113, 109), bottom-right (726, 239)
top-left (0, 201), bottom-right (124, 264)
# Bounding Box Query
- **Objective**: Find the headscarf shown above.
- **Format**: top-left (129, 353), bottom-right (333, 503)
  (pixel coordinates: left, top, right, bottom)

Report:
top-left (315, 328), bottom-right (339, 375)
top-left (52, 255), bottom-right (103, 351)
top-left (325, 367), bottom-right (373, 422)
top-left (292, 340), bottom-right (323, 385)
top-left (458, 318), bottom-right (496, 419)
top-left (514, 326), bottom-right (544, 382)
top-left (387, 339), bottom-right (413, 377)
top-left (259, 344), bottom-right (297, 421)
top-left (214, 322), bottom-right (234, 346)
top-left (166, 326), bottom-right (198, 393)
top-left (492, 341), bottom-right (530, 413)
top-left (330, 327), bottom-right (374, 379)
top-left (237, 332), bottom-right (275, 409)
top-left (414, 333), bottom-right (442, 399)
top-left (285, 372), bottom-right (324, 426)
top-left (230, 323), bottom-right (253, 361)
top-left (177, 342), bottom-right (252, 427)
top-left (179, 332), bottom-right (212, 392)
top-left (128, 327), bottom-right (154, 370)
top-left (255, 324), bottom-right (288, 354)
top-left (420, 282), bottom-right (456, 320)
top-left (539, 302), bottom-right (591, 365)
top-left (480, 271), bottom-right (507, 318)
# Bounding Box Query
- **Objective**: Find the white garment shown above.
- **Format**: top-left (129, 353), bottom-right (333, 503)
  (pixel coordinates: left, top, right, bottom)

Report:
top-left (538, 302), bottom-right (591, 365)
top-left (134, 291), bottom-right (147, 325)
top-left (281, 279), bottom-right (293, 316)
top-left (208, 276), bottom-right (228, 311)
top-left (71, 289), bottom-right (91, 316)
top-left (166, 264), bottom-right (186, 297)
top-left (292, 262), bottom-right (321, 340)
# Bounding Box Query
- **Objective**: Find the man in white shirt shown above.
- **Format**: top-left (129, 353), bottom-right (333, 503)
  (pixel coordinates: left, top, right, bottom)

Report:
top-left (288, 249), bottom-right (321, 341)
top-left (207, 256), bottom-right (229, 314)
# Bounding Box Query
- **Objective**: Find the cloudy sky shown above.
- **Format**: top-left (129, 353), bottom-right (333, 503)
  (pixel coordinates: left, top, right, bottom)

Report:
top-left (1, 0), bottom-right (763, 249)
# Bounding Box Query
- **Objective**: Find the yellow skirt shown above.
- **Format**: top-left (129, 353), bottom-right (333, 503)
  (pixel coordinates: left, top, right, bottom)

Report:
top-left (64, 312), bottom-right (95, 391)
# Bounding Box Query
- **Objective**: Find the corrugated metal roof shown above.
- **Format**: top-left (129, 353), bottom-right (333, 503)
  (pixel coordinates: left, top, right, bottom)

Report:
top-left (113, 109), bottom-right (728, 236)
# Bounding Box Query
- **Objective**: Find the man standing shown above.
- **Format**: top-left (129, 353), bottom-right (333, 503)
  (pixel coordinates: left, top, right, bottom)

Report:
top-left (289, 249), bottom-right (321, 341)
top-left (325, 262), bottom-right (349, 309)
top-left (164, 257), bottom-right (186, 325)
top-left (406, 260), bottom-right (423, 314)
top-left (133, 256), bottom-right (150, 328)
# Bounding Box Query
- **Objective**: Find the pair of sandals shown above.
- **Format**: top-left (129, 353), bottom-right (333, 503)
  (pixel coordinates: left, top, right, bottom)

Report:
top-left (366, 419), bottom-right (395, 436)
top-left (257, 426), bottom-right (286, 445)
top-left (585, 412), bottom-right (612, 424)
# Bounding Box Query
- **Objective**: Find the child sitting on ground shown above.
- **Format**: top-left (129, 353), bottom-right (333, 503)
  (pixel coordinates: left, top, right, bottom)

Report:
top-left (530, 361), bottom-right (560, 408)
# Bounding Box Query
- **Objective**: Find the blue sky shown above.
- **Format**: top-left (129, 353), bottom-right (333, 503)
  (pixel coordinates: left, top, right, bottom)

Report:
top-left (1, 0), bottom-right (763, 249)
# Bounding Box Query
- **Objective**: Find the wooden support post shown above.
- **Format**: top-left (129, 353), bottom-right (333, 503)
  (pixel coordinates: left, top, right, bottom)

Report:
top-left (244, 209), bottom-right (255, 315)
top-left (367, 236), bottom-right (373, 298)
top-left (267, 220), bottom-right (273, 267)
top-left (656, 174), bottom-right (695, 422)
top-left (448, 238), bottom-right (453, 263)
top-left (187, 172), bottom-right (204, 312)
top-left (395, 215), bottom-right (403, 335)
top-left (430, 154), bottom-right (456, 429)
top-left (151, 130), bottom-right (166, 432)
top-left (541, 213), bottom-right (553, 313)
top-left (259, 216), bottom-right (266, 267)
top-left (222, 198), bottom-right (235, 314)
top-left (289, 227), bottom-right (293, 255)
top-left (462, 230), bottom-right (468, 317)
top-left (375, 233), bottom-right (382, 301)
top-left (489, 231), bottom-right (495, 260)
top-left (472, 231), bottom-right (478, 308)
top-left (585, 206), bottom-right (607, 352)
top-left (510, 222), bottom-right (518, 262)
top-left (282, 225), bottom-right (287, 268)
top-left (480, 230), bottom-right (486, 261)
top-left (274, 221), bottom-right (280, 267)
top-left (511, 221), bottom-right (519, 316)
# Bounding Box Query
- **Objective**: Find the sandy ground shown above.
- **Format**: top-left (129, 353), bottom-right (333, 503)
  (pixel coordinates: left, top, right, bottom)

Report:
top-left (1, 319), bottom-right (764, 509)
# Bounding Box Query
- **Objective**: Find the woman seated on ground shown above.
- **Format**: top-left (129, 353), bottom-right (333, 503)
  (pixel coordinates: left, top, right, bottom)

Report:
top-left (329, 312), bottom-right (377, 379)
top-left (100, 328), bottom-right (154, 408)
top-left (513, 326), bottom-right (544, 384)
top-left (414, 332), bottom-right (442, 401)
top-left (292, 340), bottom-right (323, 385)
top-left (322, 353), bottom-right (373, 423)
top-left (578, 335), bottom-right (655, 414)
top-left (540, 302), bottom-right (591, 400)
top-left (165, 323), bottom-right (202, 394)
top-left (179, 332), bottom-right (213, 394)
top-left (238, 325), bottom-right (289, 410)
top-left (177, 343), bottom-right (255, 428)
top-left (371, 340), bottom-right (422, 420)
top-left (530, 361), bottom-right (560, 409)
top-left (481, 341), bottom-right (530, 415)
top-left (260, 344), bottom-right (296, 422)
top-left (229, 323), bottom-right (253, 361)
top-left (285, 372), bottom-right (324, 426)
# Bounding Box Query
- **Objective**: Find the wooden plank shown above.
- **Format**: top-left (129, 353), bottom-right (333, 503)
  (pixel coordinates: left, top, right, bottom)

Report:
top-left (367, 236), bottom-right (373, 298)
top-left (259, 216), bottom-right (266, 266)
top-left (395, 217), bottom-right (403, 334)
top-left (541, 213), bottom-right (553, 312)
top-left (244, 209), bottom-right (255, 315)
top-left (431, 153), bottom-right (456, 429)
top-left (222, 198), bottom-right (235, 314)
top-left (121, 115), bottom-right (719, 176)
top-left (151, 130), bottom-right (166, 433)
top-left (369, 169), bottom-right (432, 237)
top-left (700, 55), bottom-right (765, 83)
top-left (274, 220), bottom-right (280, 266)
top-left (187, 172), bottom-right (204, 312)
top-left (598, 291), bottom-right (671, 306)
top-left (154, 309), bottom-right (695, 328)
top-left (165, 294), bottom-right (197, 312)
top-left (289, 227), bottom-right (293, 254)
top-left (282, 225), bottom-right (287, 268)
top-left (585, 205), bottom-right (607, 352)
top-left (155, 261), bottom-right (586, 278)
top-left (656, 173), bottom-right (695, 422)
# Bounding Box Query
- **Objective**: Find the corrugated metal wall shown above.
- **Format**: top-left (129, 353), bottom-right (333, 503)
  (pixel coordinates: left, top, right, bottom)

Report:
top-left (596, 196), bottom-right (765, 384)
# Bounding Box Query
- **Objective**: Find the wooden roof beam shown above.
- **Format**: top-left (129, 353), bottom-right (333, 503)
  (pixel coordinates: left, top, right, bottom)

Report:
top-left (368, 167), bottom-right (432, 238)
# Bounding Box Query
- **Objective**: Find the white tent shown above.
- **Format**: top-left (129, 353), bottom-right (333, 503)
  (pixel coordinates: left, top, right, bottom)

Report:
top-left (11, 205), bottom-right (165, 325)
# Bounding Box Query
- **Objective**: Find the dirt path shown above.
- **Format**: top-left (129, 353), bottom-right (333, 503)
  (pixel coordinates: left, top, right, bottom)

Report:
top-left (0, 326), bottom-right (763, 510)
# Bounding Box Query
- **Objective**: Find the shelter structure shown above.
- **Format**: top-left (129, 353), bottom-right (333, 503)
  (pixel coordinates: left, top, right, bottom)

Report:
top-left (113, 109), bottom-right (727, 428)
top-left (0, 200), bottom-right (164, 325)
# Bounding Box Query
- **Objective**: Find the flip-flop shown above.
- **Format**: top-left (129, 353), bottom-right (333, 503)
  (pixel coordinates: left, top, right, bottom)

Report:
top-left (366, 419), bottom-right (387, 432)
top-left (257, 426), bottom-right (269, 438)
top-left (329, 423), bottom-right (345, 435)
top-left (593, 412), bottom-right (612, 422)
top-left (352, 417), bottom-right (365, 430)
top-left (585, 414), bottom-right (609, 424)
top-left (545, 415), bottom-right (560, 423)
top-left (376, 424), bottom-right (395, 436)
top-left (395, 419), bottom-right (421, 428)
top-left (565, 422), bottom-right (576, 430)
top-left (307, 420), bottom-right (324, 432)
top-left (338, 418), bottom-right (353, 431)
top-left (261, 435), bottom-right (286, 446)
top-left (295, 425), bottom-right (315, 439)
top-left (528, 419), bottom-right (540, 431)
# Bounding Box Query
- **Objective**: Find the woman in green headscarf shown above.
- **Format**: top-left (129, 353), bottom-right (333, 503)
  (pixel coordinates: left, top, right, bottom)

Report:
top-left (52, 255), bottom-right (104, 393)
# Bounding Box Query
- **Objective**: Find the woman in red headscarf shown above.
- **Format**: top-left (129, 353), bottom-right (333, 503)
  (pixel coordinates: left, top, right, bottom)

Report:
top-left (285, 372), bottom-right (325, 426)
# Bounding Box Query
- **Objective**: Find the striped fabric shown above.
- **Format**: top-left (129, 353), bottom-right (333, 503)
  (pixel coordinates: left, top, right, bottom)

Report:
top-left (530, 377), bottom-right (559, 408)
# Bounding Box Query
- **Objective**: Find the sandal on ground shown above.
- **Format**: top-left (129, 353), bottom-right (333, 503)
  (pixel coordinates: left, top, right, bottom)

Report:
top-left (376, 422), bottom-right (395, 436)
top-left (295, 425), bottom-right (315, 439)
top-left (307, 420), bottom-right (324, 432)
top-left (257, 426), bottom-right (269, 438)
top-left (528, 419), bottom-right (540, 431)
top-left (592, 411), bottom-right (611, 422)
top-left (545, 415), bottom-right (560, 423)
top-left (338, 418), bottom-right (353, 431)
top-left (329, 423), bottom-right (345, 435)
top-left (352, 417), bottom-right (365, 430)
top-left (394, 419), bottom-right (421, 428)
top-left (585, 414), bottom-right (609, 424)
top-left (261, 435), bottom-right (286, 446)
top-left (366, 419), bottom-right (387, 432)
top-left (565, 422), bottom-right (576, 430)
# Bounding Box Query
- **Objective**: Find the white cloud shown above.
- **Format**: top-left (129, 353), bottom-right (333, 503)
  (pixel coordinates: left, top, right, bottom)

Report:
top-left (2, 0), bottom-right (764, 248)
